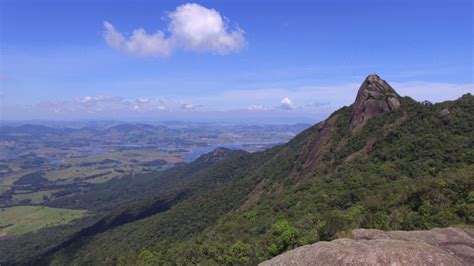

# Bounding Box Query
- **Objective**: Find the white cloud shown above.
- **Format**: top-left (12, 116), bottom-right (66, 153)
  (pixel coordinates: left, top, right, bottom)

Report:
top-left (180, 102), bottom-right (204, 110)
top-left (76, 95), bottom-right (124, 108)
top-left (81, 96), bottom-right (93, 103)
top-left (103, 22), bottom-right (125, 50)
top-left (168, 3), bottom-right (245, 53)
top-left (132, 97), bottom-right (167, 112)
top-left (279, 97), bottom-right (296, 110)
top-left (103, 22), bottom-right (172, 57)
top-left (180, 103), bottom-right (194, 110)
top-left (185, 80), bottom-right (473, 115)
top-left (247, 97), bottom-right (297, 111)
top-left (247, 104), bottom-right (274, 111)
top-left (103, 3), bottom-right (245, 57)
top-left (5, 80), bottom-right (472, 120)
top-left (65, 81), bottom-right (473, 115)
top-left (137, 97), bottom-right (150, 103)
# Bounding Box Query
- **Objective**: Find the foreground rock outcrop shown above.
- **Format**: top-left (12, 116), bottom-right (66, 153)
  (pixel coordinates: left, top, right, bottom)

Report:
top-left (351, 74), bottom-right (401, 129)
top-left (260, 227), bottom-right (474, 266)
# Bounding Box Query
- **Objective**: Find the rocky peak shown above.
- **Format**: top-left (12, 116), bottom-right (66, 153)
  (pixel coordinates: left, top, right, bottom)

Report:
top-left (350, 74), bottom-right (401, 129)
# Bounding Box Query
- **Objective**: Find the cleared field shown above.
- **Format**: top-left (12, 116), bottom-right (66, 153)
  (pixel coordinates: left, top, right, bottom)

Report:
top-left (1, 169), bottom-right (37, 186)
top-left (42, 149), bottom-right (183, 184)
top-left (44, 166), bottom-right (111, 181)
top-left (64, 149), bottom-right (184, 165)
top-left (85, 170), bottom-right (124, 184)
top-left (12, 190), bottom-right (58, 203)
top-left (45, 166), bottom-right (131, 184)
top-left (0, 169), bottom-right (39, 195)
top-left (0, 148), bottom-right (185, 203)
top-left (0, 185), bottom-right (8, 194)
top-left (0, 206), bottom-right (87, 236)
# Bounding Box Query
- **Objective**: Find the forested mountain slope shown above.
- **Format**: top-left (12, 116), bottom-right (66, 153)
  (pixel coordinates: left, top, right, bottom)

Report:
top-left (128, 75), bottom-right (473, 265)
top-left (2, 75), bottom-right (472, 265)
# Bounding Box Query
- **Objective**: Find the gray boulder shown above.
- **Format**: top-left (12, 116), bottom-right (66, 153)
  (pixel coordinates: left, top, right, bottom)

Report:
top-left (440, 108), bottom-right (450, 117)
top-left (260, 227), bottom-right (474, 266)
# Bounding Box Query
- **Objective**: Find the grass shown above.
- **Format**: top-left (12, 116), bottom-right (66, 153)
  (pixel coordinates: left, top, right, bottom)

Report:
top-left (12, 190), bottom-right (59, 203)
top-left (65, 149), bottom-right (184, 165)
top-left (1, 149), bottom-right (184, 185)
top-left (43, 149), bottom-right (183, 184)
top-left (0, 169), bottom-right (38, 195)
top-left (45, 166), bottom-right (112, 181)
top-left (85, 170), bottom-right (124, 184)
top-left (1, 169), bottom-right (36, 186)
top-left (0, 206), bottom-right (87, 236)
top-left (0, 185), bottom-right (8, 194)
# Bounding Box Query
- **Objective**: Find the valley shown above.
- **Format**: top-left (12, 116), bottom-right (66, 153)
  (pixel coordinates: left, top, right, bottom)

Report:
top-left (0, 122), bottom-right (307, 238)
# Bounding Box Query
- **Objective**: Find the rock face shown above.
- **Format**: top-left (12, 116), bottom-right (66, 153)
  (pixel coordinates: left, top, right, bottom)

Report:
top-left (440, 108), bottom-right (450, 117)
top-left (260, 227), bottom-right (474, 266)
top-left (301, 114), bottom-right (337, 171)
top-left (350, 74), bottom-right (401, 129)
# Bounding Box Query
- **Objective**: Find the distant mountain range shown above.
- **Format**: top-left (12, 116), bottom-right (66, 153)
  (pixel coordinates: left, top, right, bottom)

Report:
top-left (0, 122), bottom-right (309, 146)
top-left (1, 75), bottom-right (473, 265)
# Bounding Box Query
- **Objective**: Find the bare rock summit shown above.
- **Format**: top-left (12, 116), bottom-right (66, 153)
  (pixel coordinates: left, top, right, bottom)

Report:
top-left (350, 74), bottom-right (401, 129)
top-left (260, 227), bottom-right (474, 266)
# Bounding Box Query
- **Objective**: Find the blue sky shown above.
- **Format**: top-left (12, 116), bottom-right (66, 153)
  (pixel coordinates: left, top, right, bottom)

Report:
top-left (1, 0), bottom-right (472, 123)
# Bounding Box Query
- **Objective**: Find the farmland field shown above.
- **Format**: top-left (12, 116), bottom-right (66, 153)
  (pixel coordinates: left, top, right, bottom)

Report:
top-left (12, 190), bottom-right (59, 204)
top-left (0, 206), bottom-right (87, 236)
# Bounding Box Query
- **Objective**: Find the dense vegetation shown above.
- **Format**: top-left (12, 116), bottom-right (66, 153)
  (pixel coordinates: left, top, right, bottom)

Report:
top-left (13, 171), bottom-right (48, 187)
top-left (1, 94), bottom-right (473, 265)
top-left (131, 94), bottom-right (473, 265)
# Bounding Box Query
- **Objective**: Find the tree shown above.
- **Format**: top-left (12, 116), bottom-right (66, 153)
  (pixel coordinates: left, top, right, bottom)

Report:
top-left (268, 220), bottom-right (300, 256)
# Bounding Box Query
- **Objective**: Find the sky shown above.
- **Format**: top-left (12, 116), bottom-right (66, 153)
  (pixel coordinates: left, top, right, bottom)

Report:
top-left (0, 0), bottom-right (473, 123)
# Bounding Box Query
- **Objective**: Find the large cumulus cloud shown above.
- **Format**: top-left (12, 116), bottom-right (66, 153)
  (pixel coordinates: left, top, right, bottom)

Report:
top-left (103, 3), bottom-right (245, 57)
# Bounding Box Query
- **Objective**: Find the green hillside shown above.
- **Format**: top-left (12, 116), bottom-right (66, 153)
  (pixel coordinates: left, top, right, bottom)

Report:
top-left (1, 77), bottom-right (473, 265)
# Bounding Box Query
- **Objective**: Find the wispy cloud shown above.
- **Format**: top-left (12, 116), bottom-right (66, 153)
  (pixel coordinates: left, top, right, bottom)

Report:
top-left (247, 104), bottom-right (274, 111)
top-left (247, 97), bottom-right (297, 111)
top-left (103, 3), bottom-right (245, 57)
top-left (3, 80), bottom-right (473, 120)
top-left (180, 102), bottom-right (204, 111)
top-left (104, 22), bottom-right (173, 57)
